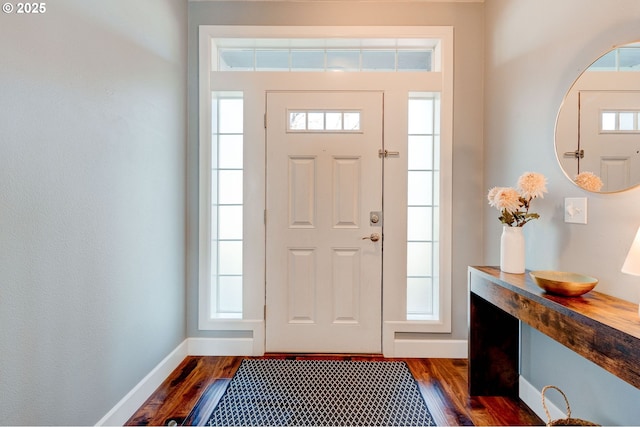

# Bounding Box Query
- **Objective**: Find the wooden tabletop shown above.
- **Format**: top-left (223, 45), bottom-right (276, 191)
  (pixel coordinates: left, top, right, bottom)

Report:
top-left (470, 265), bottom-right (640, 339)
top-left (469, 266), bottom-right (640, 390)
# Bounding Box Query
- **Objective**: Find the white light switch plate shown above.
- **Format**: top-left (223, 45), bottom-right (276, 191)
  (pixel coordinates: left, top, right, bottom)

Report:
top-left (564, 197), bottom-right (587, 224)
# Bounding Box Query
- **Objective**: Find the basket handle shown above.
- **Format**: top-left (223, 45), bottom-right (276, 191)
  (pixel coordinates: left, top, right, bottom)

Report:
top-left (541, 385), bottom-right (572, 424)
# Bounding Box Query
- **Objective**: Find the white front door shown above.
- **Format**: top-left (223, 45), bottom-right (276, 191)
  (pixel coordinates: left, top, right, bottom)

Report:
top-left (265, 91), bottom-right (383, 353)
top-left (579, 90), bottom-right (640, 191)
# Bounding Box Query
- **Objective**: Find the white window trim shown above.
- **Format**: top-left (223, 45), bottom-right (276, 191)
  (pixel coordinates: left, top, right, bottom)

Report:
top-left (198, 25), bottom-right (454, 357)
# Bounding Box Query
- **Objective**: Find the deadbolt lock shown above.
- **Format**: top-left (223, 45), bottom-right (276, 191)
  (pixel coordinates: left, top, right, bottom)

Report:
top-left (370, 211), bottom-right (382, 226)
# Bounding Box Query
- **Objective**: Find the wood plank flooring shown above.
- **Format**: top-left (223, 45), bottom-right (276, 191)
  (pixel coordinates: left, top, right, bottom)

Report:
top-left (126, 355), bottom-right (543, 426)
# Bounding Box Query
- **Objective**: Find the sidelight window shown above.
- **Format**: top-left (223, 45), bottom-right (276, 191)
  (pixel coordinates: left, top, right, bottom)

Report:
top-left (406, 92), bottom-right (440, 320)
top-left (210, 92), bottom-right (244, 319)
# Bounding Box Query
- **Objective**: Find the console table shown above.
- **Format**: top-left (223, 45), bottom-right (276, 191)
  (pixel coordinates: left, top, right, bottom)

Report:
top-left (468, 266), bottom-right (640, 396)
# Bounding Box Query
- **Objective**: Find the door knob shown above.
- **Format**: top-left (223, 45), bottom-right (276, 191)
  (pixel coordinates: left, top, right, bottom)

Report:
top-left (362, 232), bottom-right (381, 242)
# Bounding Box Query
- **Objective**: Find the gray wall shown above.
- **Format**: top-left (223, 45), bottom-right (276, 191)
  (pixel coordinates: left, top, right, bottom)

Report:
top-left (484, 0), bottom-right (640, 424)
top-left (187, 0), bottom-right (485, 342)
top-left (8, 0), bottom-right (637, 424)
top-left (0, 1), bottom-right (187, 424)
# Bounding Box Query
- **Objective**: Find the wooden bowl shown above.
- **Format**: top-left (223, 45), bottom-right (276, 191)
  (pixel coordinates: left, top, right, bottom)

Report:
top-left (529, 271), bottom-right (598, 297)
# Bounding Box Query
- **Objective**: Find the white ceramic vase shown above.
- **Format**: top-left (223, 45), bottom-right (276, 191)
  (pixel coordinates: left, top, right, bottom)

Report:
top-left (500, 225), bottom-right (525, 274)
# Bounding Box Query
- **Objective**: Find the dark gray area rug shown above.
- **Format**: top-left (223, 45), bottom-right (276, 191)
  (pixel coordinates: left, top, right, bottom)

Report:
top-left (206, 359), bottom-right (436, 426)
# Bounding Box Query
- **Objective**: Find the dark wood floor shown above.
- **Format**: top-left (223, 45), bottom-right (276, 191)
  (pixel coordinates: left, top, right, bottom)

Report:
top-left (126, 355), bottom-right (543, 426)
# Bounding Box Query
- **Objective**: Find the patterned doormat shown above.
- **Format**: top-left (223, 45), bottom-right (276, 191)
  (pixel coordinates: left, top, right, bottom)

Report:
top-left (206, 359), bottom-right (435, 426)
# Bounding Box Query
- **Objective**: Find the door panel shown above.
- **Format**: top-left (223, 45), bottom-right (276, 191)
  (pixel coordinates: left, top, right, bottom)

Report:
top-left (265, 91), bottom-right (383, 353)
top-left (579, 90), bottom-right (640, 191)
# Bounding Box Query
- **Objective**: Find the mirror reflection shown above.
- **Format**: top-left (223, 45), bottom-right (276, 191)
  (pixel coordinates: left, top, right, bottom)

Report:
top-left (556, 41), bottom-right (640, 193)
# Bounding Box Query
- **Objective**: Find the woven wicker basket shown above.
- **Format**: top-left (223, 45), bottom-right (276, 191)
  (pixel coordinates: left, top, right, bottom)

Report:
top-left (542, 385), bottom-right (600, 426)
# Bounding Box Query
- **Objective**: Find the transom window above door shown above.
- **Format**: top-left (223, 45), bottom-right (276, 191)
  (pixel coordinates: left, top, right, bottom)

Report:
top-left (211, 38), bottom-right (441, 72)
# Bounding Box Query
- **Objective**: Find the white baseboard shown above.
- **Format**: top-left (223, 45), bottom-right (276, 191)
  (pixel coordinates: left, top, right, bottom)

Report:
top-left (385, 339), bottom-right (468, 358)
top-left (519, 375), bottom-right (564, 424)
top-left (96, 337), bottom-right (263, 426)
top-left (188, 337), bottom-right (258, 356)
top-left (97, 336), bottom-right (467, 426)
top-left (95, 340), bottom-right (189, 426)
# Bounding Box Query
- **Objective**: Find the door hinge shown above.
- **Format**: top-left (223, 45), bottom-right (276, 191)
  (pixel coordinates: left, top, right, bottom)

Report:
top-left (264, 113), bottom-right (267, 129)
top-left (264, 305), bottom-right (267, 319)
top-left (378, 149), bottom-right (400, 158)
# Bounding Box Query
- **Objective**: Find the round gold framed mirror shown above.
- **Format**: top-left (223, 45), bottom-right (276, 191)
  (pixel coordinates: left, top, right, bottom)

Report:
top-left (555, 41), bottom-right (640, 193)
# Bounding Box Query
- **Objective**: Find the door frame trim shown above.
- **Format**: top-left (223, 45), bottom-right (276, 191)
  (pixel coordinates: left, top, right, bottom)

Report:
top-left (198, 25), bottom-right (454, 357)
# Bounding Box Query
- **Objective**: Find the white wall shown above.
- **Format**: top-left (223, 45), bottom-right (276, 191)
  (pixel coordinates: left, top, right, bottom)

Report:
top-left (484, 0), bottom-right (640, 424)
top-left (186, 0), bottom-right (485, 345)
top-left (0, 1), bottom-right (187, 424)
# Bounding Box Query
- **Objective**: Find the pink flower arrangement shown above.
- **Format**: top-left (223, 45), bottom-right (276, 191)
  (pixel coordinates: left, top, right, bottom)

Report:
top-left (487, 172), bottom-right (548, 227)
top-left (574, 171), bottom-right (603, 192)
